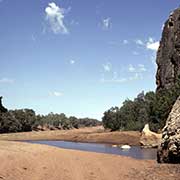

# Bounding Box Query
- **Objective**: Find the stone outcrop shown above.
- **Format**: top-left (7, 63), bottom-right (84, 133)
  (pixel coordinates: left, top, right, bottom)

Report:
top-left (0, 96), bottom-right (7, 113)
top-left (157, 96), bottom-right (180, 163)
top-left (156, 8), bottom-right (180, 163)
top-left (140, 124), bottom-right (162, 148)
top-left (156, 8), bottom-right (180, 92)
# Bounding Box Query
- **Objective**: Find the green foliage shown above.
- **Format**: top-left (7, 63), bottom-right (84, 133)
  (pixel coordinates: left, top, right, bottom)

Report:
top-left (11, 109), bottom-right (36, 132)
top-left (102, 107), bottom-right (121, 131)
top-left (69, 116), bottom-right (79, 129)
top-left (0, 109), bottom-right (101, 134)
top-left (148, 86), bottom-right (180, 131)
top-left (0, 112), bottom-right (21, 133)
top-left (102, 80), bottom-right (180, 132)
top-left (35, 113), bottom-right (101, 130)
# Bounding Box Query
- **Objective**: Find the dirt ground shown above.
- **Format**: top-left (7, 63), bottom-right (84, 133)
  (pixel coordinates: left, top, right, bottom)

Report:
top-left (0, 126), bottom-right (140, 145)
top-left (0, 140), bottom-right (179, 180)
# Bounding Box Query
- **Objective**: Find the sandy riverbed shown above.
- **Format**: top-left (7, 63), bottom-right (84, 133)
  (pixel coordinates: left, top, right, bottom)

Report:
top-left (0, 126), bottom-right (140, 145)
top-left (0, 140), bottom-right (179, 180)
top-left (0, 127), bottom-right (179, 179)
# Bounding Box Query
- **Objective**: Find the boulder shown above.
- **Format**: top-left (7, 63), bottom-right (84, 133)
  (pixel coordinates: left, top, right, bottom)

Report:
top-left (140, 124), bottom-right (162, 148)
top-left (157, 96), bottom-right (180, 163)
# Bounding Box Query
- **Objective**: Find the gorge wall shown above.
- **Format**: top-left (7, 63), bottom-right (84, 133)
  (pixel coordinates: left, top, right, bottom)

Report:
top-left (157, 96), bottom-right (180, 163)
top-left (157, 8), bottom-right (180, 163)
top-left (156, 8), bottom-right (180, 92)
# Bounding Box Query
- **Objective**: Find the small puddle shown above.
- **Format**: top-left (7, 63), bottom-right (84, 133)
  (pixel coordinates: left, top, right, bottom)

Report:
top-left (25, 140), bottom-right (157, 160)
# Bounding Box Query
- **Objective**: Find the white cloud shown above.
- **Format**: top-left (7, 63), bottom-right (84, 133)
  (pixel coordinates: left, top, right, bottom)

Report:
top-left (101, 78), bottom-right (127, 83)
top-left (102, 62), bottom-right (112, 72)
top-left (70, 60), bottom-right (75, 64)
top-left (150, 52), bottom-right (157, 68)
top-left (112, 71), bottom-right (118, 80)
top-left (101, 73), bottom-right (143, 84)
top-left (128, 64), bottom-right (136, 72)
top-left (101, 63), bottom-right (146, 84)
top-left (101, 71), bottom-right (127, 83)
top-left (132, 51), bottom-right (139, 55)
top-left (123, 40), bottom-right (128, 44)
top-left (128, 64), bottom-right (147, 73)
top-left (129, 73), bottom-right (142, 81)
top-left (0, 78), bottom-right (14, 84)
top-left (135, 39), bottom-right (144, 46)
top-left (70, 19), bottom-right (79, 26)
top-left (148, 37), bottom-right (154, 43)
top-left (146, 41), bottom-right (159, 51)
top-left (134, 37), bottom-right (159, 51)
top-left (138, 64), bottom-right (147, 72)
top-left (102, 18), bottom-right (111, 30)
top-left (45, 2), bottom-right (69, 34)
top-left (32, 34), bottom-right (36, 41)
top-left (49, 91), bottom-right (63, 97)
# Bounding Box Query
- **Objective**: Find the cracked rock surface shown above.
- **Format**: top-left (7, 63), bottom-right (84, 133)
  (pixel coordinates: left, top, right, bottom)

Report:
top-left (157, 96), bottom-right (180, 163)
top-left (156, 8), bottom-right (180, 92)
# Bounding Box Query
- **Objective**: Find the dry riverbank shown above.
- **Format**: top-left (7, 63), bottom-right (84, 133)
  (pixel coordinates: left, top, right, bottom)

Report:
top-left (0, 140), bottom-right (179, 180)
top-left (0, 126), bottom-right (140, 145)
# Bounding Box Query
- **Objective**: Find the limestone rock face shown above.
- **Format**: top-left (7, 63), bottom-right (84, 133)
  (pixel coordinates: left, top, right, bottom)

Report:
top-left (140, 124), bottom-right (162, 148)
top-left (157, 96), bottom-right (180, 163)
top-left (0, 96), bottom-right (7, 113)
top-left (156, 8), bottom-right (180, 92)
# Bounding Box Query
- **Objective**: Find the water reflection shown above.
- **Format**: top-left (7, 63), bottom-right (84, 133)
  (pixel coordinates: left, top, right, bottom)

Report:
top-left (26, 140), bottom-right (157, 160)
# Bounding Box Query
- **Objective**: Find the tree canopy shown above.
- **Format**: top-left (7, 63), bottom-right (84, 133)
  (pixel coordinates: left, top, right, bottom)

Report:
top-left (0, 109), bottom-right (101, 133)
top-left (102, 79), bottom-right (180, 132)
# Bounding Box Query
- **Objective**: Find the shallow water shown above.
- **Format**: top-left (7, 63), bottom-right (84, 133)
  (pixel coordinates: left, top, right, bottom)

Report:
top-left (26, 140), bottom-right (157, 160)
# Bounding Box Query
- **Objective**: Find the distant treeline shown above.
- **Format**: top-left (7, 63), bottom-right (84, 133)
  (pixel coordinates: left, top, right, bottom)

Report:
top-left (102, 79), bottom-right (180, 132)
top-left (0, 110), bottom-right (101, 133)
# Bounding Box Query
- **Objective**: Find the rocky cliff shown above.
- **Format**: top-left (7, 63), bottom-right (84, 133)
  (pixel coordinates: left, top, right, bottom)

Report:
top-left (0, 96), bottom-right (7, 113)
top-left (156, 8), bottom-right (180, 163)
top-left (156, 8), bottom-right (180, 92)
top-left (157, 96), bottom-right (180, 163)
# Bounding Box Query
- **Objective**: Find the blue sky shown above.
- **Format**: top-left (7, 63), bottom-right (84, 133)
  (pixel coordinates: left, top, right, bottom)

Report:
top-left (0, 0), bottom-right (180, 119)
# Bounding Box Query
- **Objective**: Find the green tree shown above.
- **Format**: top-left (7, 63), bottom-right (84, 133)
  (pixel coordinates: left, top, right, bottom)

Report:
top-left (0, 112), bottom-right (21, 133)
top-left (11, 109), bottom-right (36, 132)
top-left (102, 106), bottom-right (121, 131)
top-left (69, 116), bottom-right (79, 129)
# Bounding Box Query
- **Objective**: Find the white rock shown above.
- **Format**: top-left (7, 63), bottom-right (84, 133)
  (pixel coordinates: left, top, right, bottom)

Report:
top-left (121, 145), bottom-right (131, 149)
top-left (112, 145), bottom-right (118, 147)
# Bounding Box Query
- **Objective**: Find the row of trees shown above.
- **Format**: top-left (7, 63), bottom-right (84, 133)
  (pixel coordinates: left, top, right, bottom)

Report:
top-left (0, 109), bottom-right (101, 133)
top-left (102, 79), bottom-right (180, 132)
top-left (35, 113), bottom-right (101, 130)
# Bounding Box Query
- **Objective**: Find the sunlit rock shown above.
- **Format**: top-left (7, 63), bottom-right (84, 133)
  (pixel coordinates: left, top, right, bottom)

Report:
top-left (157, 96), bottom-right (180, 163)
top-left (140, 124), bottom-right (162, 148)
top-left (121, 145), bottom-right (131, 149)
